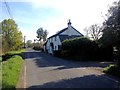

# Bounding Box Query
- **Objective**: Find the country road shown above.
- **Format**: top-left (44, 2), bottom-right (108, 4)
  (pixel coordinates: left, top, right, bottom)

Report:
top-left (21, 48), bottom-right (120, 89)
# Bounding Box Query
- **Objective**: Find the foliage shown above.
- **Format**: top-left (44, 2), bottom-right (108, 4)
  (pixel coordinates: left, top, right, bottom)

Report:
top-left (26, 40), bottom-right (33, 48)
top-left (97, 44), bottom-right (113, 60)
top-left (0, 35), bottom-right (2, 56)
top-left (62, 37), bottom-right (99, 60)
top-left (103, 64), bottom-right (120, 78)
top-left (1, 19), bottom-right (23, 54)
top-left (2, 49), bottom-right (25, 61)
top-left (0, 57), bottom-right (1, 89)
top-left (61, 37), bottom-right (114, 61)
top-left (53, 50), bottom-right (62, 57)
top-left (36, 27), bottom-right (48, 42)
top-left (101, 1), bottom-right (120, 66)
top-left (0, 57), bottom-right (1, 62)
top-left (33, 42), bottom-right (43, 50)
top-left (2, 55), bottom-right (23, 89)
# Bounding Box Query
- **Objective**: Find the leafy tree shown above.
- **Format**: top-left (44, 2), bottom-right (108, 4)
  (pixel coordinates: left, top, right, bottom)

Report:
top-left (26, 40), bottom-right (33, 48)
top-left (36, 28), bottom-right (44, 41)
top-left (101, 1), bottom-right (120, 67)
top-left (1, 19), bottom-right (23, 54)
top-left (36, 27), bottom-right (48, 42)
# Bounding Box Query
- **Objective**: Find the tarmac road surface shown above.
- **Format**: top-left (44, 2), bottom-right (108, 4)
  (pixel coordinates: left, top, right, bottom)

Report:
top-left (22, 48), bottom-right (120, 89)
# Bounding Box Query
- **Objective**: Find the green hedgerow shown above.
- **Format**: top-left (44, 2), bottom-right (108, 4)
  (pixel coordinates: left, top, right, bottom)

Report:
top-left (103, 64), bottom-right (120, 78)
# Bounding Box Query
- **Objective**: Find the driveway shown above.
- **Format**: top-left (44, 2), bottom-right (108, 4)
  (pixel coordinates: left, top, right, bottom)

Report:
top-left (23, 48), bottom-right (119, 89)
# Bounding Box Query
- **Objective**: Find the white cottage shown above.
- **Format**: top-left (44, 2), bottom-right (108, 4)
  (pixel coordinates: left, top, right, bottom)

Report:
top-left (44, 20), bottom-right (83, 54)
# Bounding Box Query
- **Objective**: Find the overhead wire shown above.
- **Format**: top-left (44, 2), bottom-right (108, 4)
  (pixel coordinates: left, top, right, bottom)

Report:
top-left (3, 0), bottom-right (14, 20)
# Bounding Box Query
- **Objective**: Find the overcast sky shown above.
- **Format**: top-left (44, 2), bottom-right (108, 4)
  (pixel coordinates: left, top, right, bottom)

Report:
top-left (0, 0), bottom-right (116, 42)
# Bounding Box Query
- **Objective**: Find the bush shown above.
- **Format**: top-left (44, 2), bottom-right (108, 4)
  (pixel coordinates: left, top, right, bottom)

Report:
top-left (103, 64), bottom-right (120, 78)
top-left (61, 50), bottom-right (71, 57)
top-left (2, 49), bottom-right (25, 61)
top-left (53, 50), bottom-right (62, 57)
top-left (62, 37), bottom-right (99, 60)
top-left (33, 43), bottom-right (43, 51)
top-left (33, 46), bottom-right (43, 50)
top-left (61, 37), bottom-right (114, 61)
top-left (97, 45), bottom-right (113, 61)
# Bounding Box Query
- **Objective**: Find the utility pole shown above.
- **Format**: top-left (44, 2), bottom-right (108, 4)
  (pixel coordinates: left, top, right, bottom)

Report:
top-left (24, 36), bottom-right (26, 48)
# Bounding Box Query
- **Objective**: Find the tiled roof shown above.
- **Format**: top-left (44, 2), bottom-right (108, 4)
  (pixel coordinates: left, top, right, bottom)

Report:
top-left (48, 28), bottom-right (68, 39)
top-left (48, 26), bottom-right (83, 39)
top-left (71, 26), bottom-right (83, 36)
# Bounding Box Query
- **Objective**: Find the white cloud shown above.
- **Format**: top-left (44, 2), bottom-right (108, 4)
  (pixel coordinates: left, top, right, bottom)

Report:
top-left (29, 0), bottom-right (115, 36)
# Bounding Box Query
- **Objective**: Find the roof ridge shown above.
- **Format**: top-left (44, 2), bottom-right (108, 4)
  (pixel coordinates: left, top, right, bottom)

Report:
top-left (48, 27), bottom-right (68, 39)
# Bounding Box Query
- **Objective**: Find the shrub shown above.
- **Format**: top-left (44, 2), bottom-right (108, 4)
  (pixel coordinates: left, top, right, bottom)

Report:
top-left (53, 50), bottom-right (62, 57)
top-left (2, 49), bottom-right (25, 61)
top-left (103, 64), bottom-right (120, 78)
top-left (33, 46), bottom-right (43, 50)
top-left (33, 43), bottom-right (43, 51)
top-left (62, 37), bottom-right (99, 60)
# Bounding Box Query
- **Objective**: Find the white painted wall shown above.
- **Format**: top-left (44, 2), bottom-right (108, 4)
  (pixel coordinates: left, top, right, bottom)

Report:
top-left (45, 35), bottom-right (62, 54)
top-left (53, 36), bottom-right (61, 51)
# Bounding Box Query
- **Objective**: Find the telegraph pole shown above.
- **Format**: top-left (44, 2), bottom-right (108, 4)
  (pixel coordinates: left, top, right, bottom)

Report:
top-left (24, 36), bottom-right (26, 48)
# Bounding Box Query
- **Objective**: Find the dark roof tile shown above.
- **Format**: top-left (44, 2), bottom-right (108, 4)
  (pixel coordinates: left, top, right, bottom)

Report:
top-left (48, 26), bottom-right (83, 39)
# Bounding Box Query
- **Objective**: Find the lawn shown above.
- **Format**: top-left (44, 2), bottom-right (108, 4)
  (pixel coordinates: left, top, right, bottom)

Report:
top-left (2, 49), bottom-right (25, 89)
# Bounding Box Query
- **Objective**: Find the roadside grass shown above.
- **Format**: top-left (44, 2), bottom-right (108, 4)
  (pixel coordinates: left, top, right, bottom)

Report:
top-left (0, 57), bottom-right (2, 62)
top-left (2, 49), bottom-right (25, 61)
top-left (0, 57), bottom-right (2, 89)
top-left (103, 64), bottom-right (120, 78)
top-left (2, 49), bottom-right (25, 89)
top-left (2, 55), bottom-right (23, 89)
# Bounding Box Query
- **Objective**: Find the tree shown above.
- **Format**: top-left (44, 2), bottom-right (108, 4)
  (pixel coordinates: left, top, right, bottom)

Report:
top-left (1, 19), bottom-right (23, 54)
top-left (36, 28), bottom-right (48, 42)
top-left (101, 1), bottom-right (120, 67)
top-left (84, 24), bottom-right (103, 40)
top-left (26, 40), bottom-right (32, 48)
top-left (36, 28), bottom-right (44, 41)
top-left (42, 30), bottom-right (48, 42)
top-left (36, 27), bottom-right (48, 50)
top-left (102, 1), bottom-right (120, 46)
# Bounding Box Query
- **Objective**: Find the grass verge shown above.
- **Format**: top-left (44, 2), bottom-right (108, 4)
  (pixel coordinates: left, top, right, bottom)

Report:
top-left (103, 64), bottom-right (120, 78)
top-left (0, 58), bottom-right (2, 89)
top-left (2, 49), bottom-right (25, 61)
top-left (2, 49), bottom-right (25, 89)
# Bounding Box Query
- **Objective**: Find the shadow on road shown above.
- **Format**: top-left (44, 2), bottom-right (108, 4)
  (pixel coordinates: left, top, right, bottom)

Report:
top-left (24, 50), bottom-right (120, 89)
top-left (27, 74), bottom-right (119, 89)
top-left (24, 51), bottom-right (114, 70)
